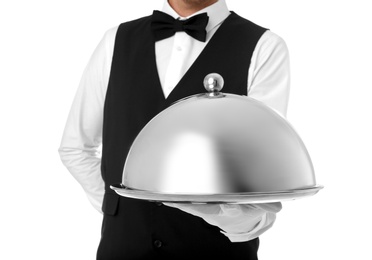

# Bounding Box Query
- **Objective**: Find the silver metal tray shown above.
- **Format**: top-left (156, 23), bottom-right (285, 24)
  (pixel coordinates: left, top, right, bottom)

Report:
top-left (110, 184), bottom-right (323, 204)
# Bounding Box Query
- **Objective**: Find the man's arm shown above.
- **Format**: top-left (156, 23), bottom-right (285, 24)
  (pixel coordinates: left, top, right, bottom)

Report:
top-left (58, 27), bottom-right (117, 212)
top-left (166, 30), bottom-right (291, 242)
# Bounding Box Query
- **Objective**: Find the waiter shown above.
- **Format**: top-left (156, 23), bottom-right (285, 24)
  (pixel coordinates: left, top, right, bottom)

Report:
top-left (59, 0), bottom-right (290, 259)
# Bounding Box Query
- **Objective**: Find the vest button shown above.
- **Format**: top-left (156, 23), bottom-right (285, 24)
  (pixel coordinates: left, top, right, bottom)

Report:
top-left (155, 202), bottom-right (163, 206)
top-left (154, 240), bottom-right (162, 248)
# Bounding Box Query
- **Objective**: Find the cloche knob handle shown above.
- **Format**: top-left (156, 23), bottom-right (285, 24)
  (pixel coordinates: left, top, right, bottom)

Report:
top-left (203, 73), bottom-right (224, 96)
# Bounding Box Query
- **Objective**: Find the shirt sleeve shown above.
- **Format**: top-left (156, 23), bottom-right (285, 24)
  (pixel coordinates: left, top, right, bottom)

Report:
top-left (58, 26), bottom-right (118, 213)
top-left (248, 30), bottom-right (291, 117)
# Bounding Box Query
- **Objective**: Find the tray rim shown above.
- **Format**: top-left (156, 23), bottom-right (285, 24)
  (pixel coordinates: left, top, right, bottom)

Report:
top-left (110, 184), bottom-right (323, 204)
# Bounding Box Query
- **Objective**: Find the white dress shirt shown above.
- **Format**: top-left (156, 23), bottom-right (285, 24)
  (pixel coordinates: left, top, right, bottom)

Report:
top-left (59, 0), bottom-right (290, 242)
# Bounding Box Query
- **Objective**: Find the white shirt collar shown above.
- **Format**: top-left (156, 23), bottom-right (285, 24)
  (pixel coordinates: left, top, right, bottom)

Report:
top-left (161, 0), bottom-right (230, 33)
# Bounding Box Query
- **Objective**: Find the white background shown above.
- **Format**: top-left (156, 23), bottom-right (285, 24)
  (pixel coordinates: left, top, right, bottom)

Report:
top-left (1, 0), bottom-right (371, 259)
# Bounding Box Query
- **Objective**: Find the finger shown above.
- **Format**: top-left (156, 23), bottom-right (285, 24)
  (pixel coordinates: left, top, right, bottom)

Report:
top-left (248, 202), bottom-right (282, 213)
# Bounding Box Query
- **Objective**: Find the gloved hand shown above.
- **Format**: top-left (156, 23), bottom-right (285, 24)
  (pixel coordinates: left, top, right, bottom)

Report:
top-left (164, 202), bottom-right (282, 242)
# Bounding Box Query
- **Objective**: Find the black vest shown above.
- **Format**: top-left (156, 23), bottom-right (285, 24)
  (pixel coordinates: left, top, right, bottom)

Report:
top-left (99, 12), bottom-right (267, 260)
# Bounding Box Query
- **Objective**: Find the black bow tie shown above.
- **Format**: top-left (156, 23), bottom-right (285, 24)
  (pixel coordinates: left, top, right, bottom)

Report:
top-left (151, 10), bottom-right (209, 42)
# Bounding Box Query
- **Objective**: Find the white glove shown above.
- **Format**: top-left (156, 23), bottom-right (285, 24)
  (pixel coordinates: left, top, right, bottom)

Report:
top-left (164, 202), bottom-right (282, 242)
